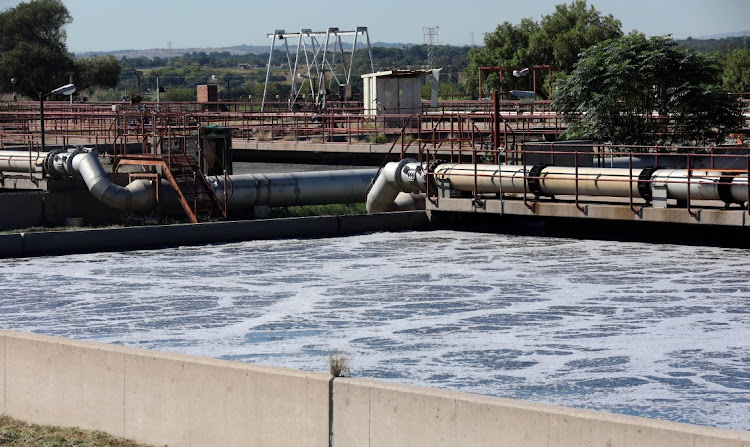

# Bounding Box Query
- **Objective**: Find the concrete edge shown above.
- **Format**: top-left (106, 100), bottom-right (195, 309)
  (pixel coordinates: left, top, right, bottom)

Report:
top-left (0, 330), bottom-right (330, 383)
top-left (0, 233), bottom-right (24, 258)
top-left (333, 377), bottom-right (750, 441)
top-left (4, 212), bottom-right (430, 258)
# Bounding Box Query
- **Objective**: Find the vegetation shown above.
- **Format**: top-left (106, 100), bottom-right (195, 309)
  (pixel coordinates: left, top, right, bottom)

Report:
top-left (464, 0), bottom-right (622, 97)
top-left (553, 35), bottom-right (743, 145)
top-left (676, 36), bottom-right (750, 55)
top-left (329, 350), bottom-right (351, 377)
top-left (270, 203), bottom-right (366, 218)
top-left (723, 49), bottom-right (750, 93)
top-left (0, 0), bottom-right (120, 99)
top-left (0, 415), bottom-right (151, 447)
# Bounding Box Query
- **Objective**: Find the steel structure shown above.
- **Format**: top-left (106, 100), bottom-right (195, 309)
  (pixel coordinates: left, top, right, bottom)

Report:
top-left (262, 27), bottom-right (375, 112)
top-left (423, 26), bottom-right (439, 70)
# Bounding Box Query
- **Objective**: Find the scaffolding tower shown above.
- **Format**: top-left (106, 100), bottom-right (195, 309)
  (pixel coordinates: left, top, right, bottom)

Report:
top-left (261, 27), bottom-right (376, 112)
top-left (423, 26), bottom-right (439, 70)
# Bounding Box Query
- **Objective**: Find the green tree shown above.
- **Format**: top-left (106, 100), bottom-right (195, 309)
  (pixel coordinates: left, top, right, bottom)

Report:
top-left (723, 49), bottom-right (750, 93)
top-left (0, 0), bottom-right (122, 98)
top-left (553, 35), bottom-right (743, 146)
top-left (74, 55), bottom-right (121, 91)
top-left (0, 0), bottom-right (73, 97)
top-left (465, 0), bottom-right (622, 97)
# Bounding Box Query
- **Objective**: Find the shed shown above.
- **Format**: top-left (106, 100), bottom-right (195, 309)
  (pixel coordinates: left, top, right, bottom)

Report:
top-left (361, 70), bottom-right (433, 116)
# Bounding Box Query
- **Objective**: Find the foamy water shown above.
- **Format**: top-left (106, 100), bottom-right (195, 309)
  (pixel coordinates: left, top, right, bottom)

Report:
top-left (1, 230), bottom-right (748, 430)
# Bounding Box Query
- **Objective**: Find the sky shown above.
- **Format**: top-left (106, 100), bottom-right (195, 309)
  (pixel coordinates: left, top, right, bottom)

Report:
top-left (0, 0), bottom-right (748, 52)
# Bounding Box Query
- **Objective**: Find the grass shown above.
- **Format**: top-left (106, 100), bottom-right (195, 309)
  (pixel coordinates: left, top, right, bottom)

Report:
top-left (368, 133), bottom-right (387, 144)
top-left (0, 225), bottom-right (120, 235)
top-left (271, 203), bottom-right (366, 218)
top-left (0, 415), bottom-right (153, 447)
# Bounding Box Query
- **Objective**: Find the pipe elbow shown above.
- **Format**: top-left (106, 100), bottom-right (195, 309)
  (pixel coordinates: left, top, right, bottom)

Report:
top-left (366, 159), bottom-right (425, 213)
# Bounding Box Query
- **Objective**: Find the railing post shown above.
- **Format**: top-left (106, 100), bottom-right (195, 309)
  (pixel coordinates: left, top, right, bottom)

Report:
top-left (575, 151), bottom-right (584, 212)
top-left (686, 153), bottom-right (697, 217)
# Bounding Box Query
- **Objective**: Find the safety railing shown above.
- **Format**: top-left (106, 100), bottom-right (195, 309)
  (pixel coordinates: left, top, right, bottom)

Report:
top-left (420, 142), bottom-right (750, 217)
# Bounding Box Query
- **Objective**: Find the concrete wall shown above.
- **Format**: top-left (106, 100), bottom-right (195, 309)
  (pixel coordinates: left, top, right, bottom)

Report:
top-left (0, 192), bottom-right (43, 230)
top-left (333, 378), bottom-right (750, 447)
top-left (0, 331), bottom-right (748, 447)
top-left (1, 212), bottom-right (432, 258)
top-left (0, 331), bottom-right (330, 447)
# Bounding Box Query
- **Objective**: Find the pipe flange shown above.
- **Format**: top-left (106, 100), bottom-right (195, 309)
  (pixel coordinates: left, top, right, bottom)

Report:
top-left (717, 173), bottom-right (739, 205)
top-left (527, 164), bottom-right (548, 198)
top-left (393, 158), bottom-right (418, 192)
top-left (426, 159), bottom-right (446, 196)
top-left (638, 167), bottom-right (658, 202)
top-left (42, 149), bottom-right (64, 178)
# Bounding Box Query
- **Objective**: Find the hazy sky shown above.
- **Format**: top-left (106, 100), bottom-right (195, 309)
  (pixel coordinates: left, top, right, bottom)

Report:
top-left (1, 0), bottom-right (748, 52)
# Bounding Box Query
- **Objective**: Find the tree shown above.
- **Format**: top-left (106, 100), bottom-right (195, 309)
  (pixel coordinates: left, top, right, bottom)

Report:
top-left (74, 55), bottom-right (121, 91)
top-left (0, 0), bottom-right (73, 97)
top-left (723, 49), bottom-right (750, 93)
top-left (529, 0), bottom-right (623, 73)
top-left (465, 0), bottom-right (622, 96)
top-left (0, 0), bottom-right (122, 98)
top-left (553, 35), bottom-right (743, 146)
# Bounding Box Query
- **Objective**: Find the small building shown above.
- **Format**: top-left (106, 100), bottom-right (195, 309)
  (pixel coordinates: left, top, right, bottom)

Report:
top-left (197, 84), bottom-right (218, 103)
top-left (361, 70), bottom-right (435, 116)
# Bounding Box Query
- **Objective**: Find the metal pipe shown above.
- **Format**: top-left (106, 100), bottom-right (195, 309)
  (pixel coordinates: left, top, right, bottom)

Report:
top-left (43, 150), bottom-right (153, 211)
top-left (0, 151), bottom-right (47, 172)
top-left (70, 152), bottom-right (152, 211)
top-left (366, 162), bottom-right (750, 210)
top-left (366, 159), bottom-right (426, 213)
top-left (211, 168), bottom-right (377, 209)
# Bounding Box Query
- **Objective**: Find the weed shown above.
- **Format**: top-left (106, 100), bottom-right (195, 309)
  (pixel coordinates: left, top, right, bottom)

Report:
top-left (254, 131), bottom-right (272, 141)
top-left (368, 133), bottom-right (387, 144)
top-left (329, 350), bottom-right (351, 377)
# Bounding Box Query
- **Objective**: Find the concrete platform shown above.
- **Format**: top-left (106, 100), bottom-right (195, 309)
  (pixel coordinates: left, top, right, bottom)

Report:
top-left (428, 196), bottom-right (750, 228)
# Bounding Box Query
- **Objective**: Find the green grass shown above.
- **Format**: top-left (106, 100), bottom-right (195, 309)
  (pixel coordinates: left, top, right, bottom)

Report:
top-left (271, 203), bottom-right (366, 217)
top-left (0, 415), bottom-right (153, 447)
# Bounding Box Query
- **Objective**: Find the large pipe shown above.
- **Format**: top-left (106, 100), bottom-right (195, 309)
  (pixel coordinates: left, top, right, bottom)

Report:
top-left (3, 149), bottom-right (377, 213)
top-left (69, 152), bottom-right (153, 210)
top-left (366, 159), bottom-right (426, 213)
top-left (434, 164), bottom-right (642, 197)
top-left (211, 169), bottom-right (377, 208)
top-left (367, 161), bottom-right (750, 210)
top-left (0, 150), bottom-right (47, 172)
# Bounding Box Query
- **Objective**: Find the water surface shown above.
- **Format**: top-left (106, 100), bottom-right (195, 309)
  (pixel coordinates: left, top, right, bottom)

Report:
top-left (1, 230), bottom-right (748, 431)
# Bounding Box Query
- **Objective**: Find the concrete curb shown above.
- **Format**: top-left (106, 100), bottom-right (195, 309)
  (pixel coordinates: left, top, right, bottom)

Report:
top-left (0, 234), bottom-right (24, 258)
top-left (2, 212), bottom-right (430, 258)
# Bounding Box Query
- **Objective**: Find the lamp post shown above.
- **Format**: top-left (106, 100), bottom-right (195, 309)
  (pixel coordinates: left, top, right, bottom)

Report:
top-left (10, 78), bottom-right (17, 101)
top-left (40, 83), bottom-right (76, 152)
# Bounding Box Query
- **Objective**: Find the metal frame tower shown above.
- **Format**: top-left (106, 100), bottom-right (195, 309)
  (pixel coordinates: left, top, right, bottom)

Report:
top-left (262, 27), bottom-right (375, 112)
top-left (423, 26), bottom-right (439, 70)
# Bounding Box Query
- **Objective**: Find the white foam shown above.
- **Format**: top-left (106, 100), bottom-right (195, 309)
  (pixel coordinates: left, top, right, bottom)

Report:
top-left (1, 230), bottom-right (748, 430)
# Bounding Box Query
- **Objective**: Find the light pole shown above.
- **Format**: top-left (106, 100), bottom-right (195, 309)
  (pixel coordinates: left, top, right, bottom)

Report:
top-left (10, 78), bottom-right (17, 101)
top-left (40, 83), bottom-right (76, 152)
top-left (66, 72), bottom-right (75, 104)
